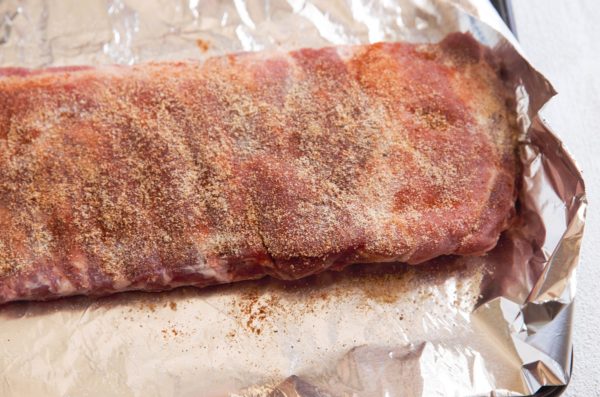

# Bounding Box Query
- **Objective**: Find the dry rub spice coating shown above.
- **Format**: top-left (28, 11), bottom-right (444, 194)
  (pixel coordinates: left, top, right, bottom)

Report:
top-left (0, 33), bottom-right (517, 303)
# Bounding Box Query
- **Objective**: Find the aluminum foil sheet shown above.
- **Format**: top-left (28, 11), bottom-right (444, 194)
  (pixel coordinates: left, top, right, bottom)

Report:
top-left (0, 0), bottom-right (586, 396)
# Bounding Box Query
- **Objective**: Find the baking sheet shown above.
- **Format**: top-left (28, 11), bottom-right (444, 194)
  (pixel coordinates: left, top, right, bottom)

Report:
top-left (0, 0), bottom-right (586, 395)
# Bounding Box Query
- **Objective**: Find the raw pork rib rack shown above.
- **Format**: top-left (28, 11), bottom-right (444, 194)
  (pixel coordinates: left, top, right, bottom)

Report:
top-left (0, 33), bottom-right (517, 303)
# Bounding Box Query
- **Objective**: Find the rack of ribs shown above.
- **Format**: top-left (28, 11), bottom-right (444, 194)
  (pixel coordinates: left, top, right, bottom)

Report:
top-left (0, 33), bottom-right (517, 303)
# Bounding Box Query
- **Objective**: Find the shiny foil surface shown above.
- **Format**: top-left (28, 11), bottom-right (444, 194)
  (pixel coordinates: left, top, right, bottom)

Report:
top-left (0, 0), bottom-right (586, 396)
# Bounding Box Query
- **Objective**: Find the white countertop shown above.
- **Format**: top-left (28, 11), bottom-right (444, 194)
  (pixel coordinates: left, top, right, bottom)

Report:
top-left (511, 1), bottom-right (600, 395)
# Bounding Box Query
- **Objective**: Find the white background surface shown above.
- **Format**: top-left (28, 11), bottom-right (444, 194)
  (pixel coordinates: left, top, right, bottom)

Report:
top-left (511, 1), bottom-right (600, 395)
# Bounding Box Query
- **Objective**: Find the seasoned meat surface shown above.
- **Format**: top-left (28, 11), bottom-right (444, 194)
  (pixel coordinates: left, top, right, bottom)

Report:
top-left (0, 33), bottom-right (517, 303)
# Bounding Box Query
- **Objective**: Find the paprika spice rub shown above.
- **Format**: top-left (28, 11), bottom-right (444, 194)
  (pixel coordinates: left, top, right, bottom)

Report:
top-left (0, 33), bottom-right (517, 303)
